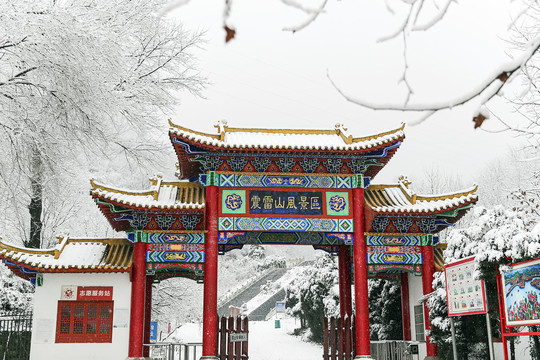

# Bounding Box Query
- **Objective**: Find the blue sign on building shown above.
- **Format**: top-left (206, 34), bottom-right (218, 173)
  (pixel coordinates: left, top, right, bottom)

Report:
top-left (150, 321), bottom-right (157, 341)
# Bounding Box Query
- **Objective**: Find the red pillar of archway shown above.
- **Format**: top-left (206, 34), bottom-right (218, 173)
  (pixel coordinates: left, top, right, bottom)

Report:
top-left (352, 186), bottom-right (373, 359)
top-left (128, 241), bottom-right (147, 357)
top-left (143, 275), bottom-right (153, 357)
top-left (338, 245), bottom-right (352, 319)
top-left (400, 273), bottom-right (411, 341)
top-left (202, 184), bottom-right (219, 359)
top-left (422, 245), bottom-right (438, 358)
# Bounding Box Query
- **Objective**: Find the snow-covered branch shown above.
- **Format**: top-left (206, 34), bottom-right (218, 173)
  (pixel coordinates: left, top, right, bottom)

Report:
top-left (281, 0), bottom-right (328, 33)
top-left (328, 34), bottom-right (540, 122)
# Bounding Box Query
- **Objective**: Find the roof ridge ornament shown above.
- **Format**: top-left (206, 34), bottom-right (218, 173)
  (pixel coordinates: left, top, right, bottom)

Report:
top-left (335, 123), bottom-right (353, 144)
top-left (214, 119), bottom-right (228, 141)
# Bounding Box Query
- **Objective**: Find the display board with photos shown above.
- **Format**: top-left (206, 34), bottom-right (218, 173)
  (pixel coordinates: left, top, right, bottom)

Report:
top-left (445, 256), bottom-right (487, 316)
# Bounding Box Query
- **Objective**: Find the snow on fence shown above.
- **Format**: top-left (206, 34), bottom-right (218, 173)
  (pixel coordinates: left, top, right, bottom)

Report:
top-left (218, 316), bottom-right (248, 360)
top-left (0, 311), bottom-right (32, 360)
top-left (323, 316), bottom-right (355, 360)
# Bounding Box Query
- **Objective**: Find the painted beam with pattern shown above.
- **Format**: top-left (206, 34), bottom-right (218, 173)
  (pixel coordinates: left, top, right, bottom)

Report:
top-left (146, 250), bottom-right (205, 263)
top-left (218, 231), bottom-right (353, 245)
top-left (366, 234), bottom-right (438, 246)
top-left (218, 217), bottom-right (354, 232)
top-left (214, 172), bottom-right (362, 189)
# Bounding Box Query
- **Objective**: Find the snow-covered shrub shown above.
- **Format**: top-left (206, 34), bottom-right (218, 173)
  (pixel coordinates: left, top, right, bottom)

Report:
top-left (428, 206), bottom-right (540, 359)
top-left (0, 263), bottom-right (33, 312)
top-left (256, 255), bottom-right (286, 271)
top-left (368, 278), bottom-right (402, 340)
top-left (285, 253), bottom-right (339, 343)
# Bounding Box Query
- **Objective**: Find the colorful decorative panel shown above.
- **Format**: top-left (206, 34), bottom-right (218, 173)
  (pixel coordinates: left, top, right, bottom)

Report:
top-left (218, 187), bottom-right (353, 220)
top-left (366, 234), bottom-right (437, 246)
top-left (147, 243), bottom-right (204, 251)
top-left (214, 173), bottom-right (362, 189)
top-left (218, 217), bottom-right (354, 233)
top-left (221, 190), bottom-right (247, 214)
top-left (249, 190), bottom-right (323, 216)
top-left (218, 231), bottom-right (353, 245)
top-left (146, 232), bottom-right (205, 244)
top-left (146, 250), bottom-right (204, 263)
top-left (368, 264), bottom-right (422, 276)
top-left (367, 246), bottom-right (422, 264)
top-left (325, 192), bottom-right (349, 216)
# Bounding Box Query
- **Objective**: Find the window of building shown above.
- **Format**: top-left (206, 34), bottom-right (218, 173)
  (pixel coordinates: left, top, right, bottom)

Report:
top-left (414, 305), bottom-right (425, 341)
top-left (55, 301), bottom-right (113, 343)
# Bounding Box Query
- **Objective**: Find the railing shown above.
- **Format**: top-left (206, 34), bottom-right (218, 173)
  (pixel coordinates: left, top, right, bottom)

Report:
top-left (370, 341), bottom-right (413, 360)
top-left (0, 311), bottom-right (32, 360)
top-left (218, 316), bottom-right (249, 360)
top-left (323, 316), bottom-right (356, 360)
top-left (144, 342), bottom-right (202, 360)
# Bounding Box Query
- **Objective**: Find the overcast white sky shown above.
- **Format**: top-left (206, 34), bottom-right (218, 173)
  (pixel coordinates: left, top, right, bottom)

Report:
top-left (168, 0), bottom-right (525, 186)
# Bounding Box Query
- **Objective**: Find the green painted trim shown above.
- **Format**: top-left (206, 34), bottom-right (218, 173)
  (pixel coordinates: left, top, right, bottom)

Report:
top-left (207, 171), bottom-right (218, 186)
top-left (353, 174), bottom-right (364, 188)
top-left (438, 203), bottom-right (473, 218)
top-left (95, 199), bottom-right (132, 213)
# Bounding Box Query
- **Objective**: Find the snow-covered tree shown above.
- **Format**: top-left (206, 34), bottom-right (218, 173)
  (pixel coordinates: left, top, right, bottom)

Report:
top-left (368, 278), bottom-right (402, 340)
top-left (0, 263), bottom-right (33, 312)
top-left (285, 253), bottom-right (339, 343)
top-left (428, 206), bottom-right (540, 359)
top-left (0, 0), bottom-right (205, 247)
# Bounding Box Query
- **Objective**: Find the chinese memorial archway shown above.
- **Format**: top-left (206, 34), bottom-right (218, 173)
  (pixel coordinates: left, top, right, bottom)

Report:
top-left (0, 120), bottom-right (477, 360)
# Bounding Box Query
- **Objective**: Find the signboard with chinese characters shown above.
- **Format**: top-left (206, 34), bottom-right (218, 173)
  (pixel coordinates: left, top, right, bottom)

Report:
top-left (445, 257), bottom-right (487, 316)
top-left (501, 257), bottom-right (540, 326)
top-left (60, 285), bottom-right (113, 301)
top-left (77, 286), bottom-right (113, 301)
top-left (219, 188), bottom-right (351, 218)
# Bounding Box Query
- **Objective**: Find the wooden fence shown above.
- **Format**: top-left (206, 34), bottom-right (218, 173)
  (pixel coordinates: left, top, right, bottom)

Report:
top-left (323, 316), bottom-right (355, 360)
top-left (218, 316), bottom-right (248, 360)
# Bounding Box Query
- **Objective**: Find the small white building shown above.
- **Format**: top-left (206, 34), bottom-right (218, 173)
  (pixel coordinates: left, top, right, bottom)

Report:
top-left (0, 237), bottom-right (133, 360)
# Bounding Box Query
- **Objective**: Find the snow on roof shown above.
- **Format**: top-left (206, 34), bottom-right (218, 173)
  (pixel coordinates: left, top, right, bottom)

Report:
top-left (169, 120), bottom-right (405, 151)
top-left (366, 177), bottom-right (478, 214)
top-left (90, 175), bottom-right (205, 210)
top-left (0, 237), bottom-right (132, 273)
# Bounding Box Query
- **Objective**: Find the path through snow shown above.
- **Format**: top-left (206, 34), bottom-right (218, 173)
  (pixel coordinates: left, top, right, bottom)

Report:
top-left (173, 316), bottom-right (322, 360)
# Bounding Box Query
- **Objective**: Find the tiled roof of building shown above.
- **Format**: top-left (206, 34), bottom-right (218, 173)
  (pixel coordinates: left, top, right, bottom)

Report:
top-left (169, 120), bottom-right (405, 151)
top-left (0, 237), bottom-right (132, 278)
top-left (90, 175), bottom-right (205, 210)
top-left (365, 177), bottom-right (478, 215)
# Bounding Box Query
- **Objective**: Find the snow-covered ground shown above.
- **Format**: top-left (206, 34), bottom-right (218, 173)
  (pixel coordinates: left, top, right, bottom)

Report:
top-left (172, 316), bottom-right (322, 360)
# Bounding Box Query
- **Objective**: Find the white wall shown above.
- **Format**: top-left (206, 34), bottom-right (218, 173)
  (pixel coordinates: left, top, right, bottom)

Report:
top-left (407, 273), bottom-right (428, 359)
top-left (30, 272), bottom-right (132, 360)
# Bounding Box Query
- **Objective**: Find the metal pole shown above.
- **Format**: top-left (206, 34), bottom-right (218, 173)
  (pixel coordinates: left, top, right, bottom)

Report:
top-left (450, 317), bottom-right (458, 360)
top-left (486, 313), bottom-right (495, 360)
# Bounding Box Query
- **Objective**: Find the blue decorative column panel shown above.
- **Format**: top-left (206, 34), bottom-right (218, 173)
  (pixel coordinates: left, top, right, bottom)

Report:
top-left (147, 232), bottom-right (205, 243)
top-left (368, 264), bottom-right (422, 276)
top-left (366, 234), bottom-right (438, 246)
top-left (218, 231), bottom-right (353, 245)
top-left (214, 172), bottom-right (362, 189)
top-left (367, 246), bottom-right (422, 264)
top-left (128, 231), bottom-right (205, 243)
top-left (146, 243), bottom-right (205, 263)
